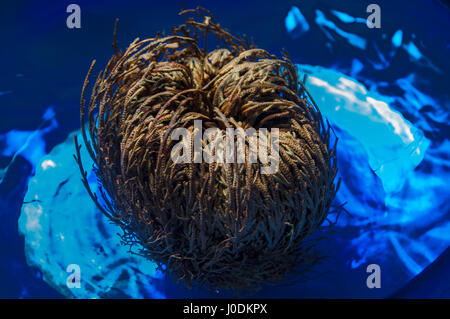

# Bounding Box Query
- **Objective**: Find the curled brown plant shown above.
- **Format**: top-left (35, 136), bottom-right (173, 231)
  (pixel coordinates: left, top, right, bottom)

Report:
top-left (74, 7), bottom-right (340, 293)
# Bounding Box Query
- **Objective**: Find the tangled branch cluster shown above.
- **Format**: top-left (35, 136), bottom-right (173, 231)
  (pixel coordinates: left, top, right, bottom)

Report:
top-left (74, 8), bottom-right (340, 293)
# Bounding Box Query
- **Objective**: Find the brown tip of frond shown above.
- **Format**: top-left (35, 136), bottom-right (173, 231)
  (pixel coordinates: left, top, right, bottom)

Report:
top-left (113, 18), bottom-right (119, 55)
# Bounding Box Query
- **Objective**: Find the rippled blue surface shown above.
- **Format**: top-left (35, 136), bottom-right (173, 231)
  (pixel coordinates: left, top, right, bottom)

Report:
top-left (1, 0), bottom-right (449, 298)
